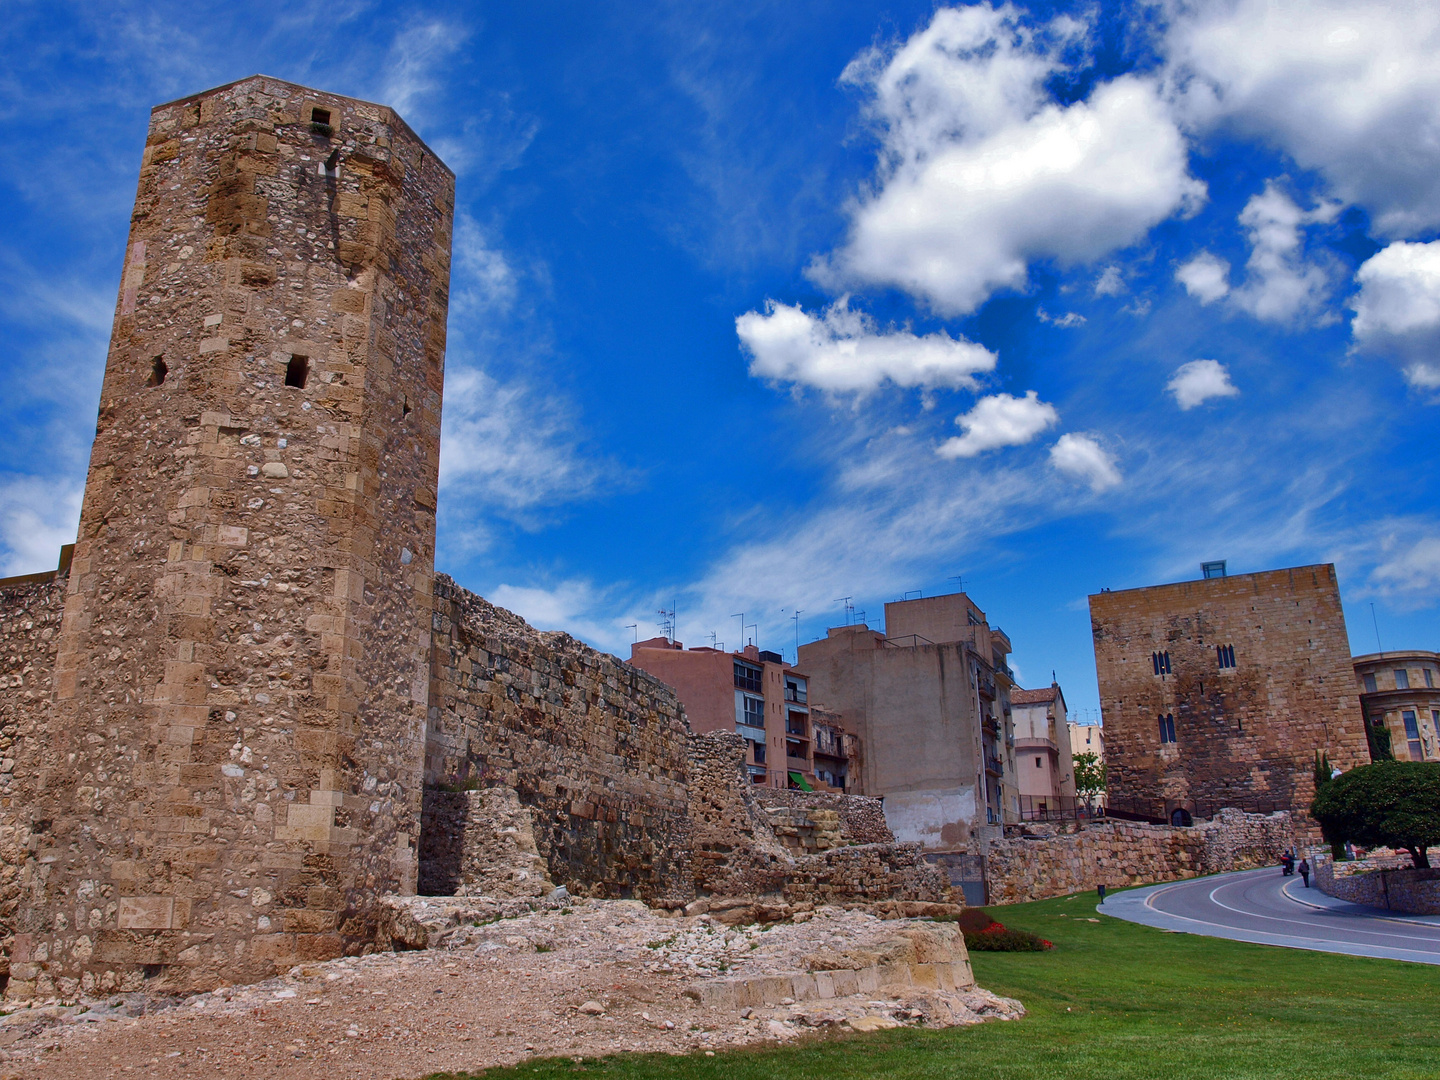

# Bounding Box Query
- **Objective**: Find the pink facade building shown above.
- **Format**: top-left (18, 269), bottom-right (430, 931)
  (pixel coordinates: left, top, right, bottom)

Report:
top-left (628, 639), bottom-right (825, 789)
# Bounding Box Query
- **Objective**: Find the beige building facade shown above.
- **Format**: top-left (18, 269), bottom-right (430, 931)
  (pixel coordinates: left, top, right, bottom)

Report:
top-left (1354, 651), bottom-right (1440, 763)
top-left (1011, 685), bottom-right (1076, 817)
top-left (798, 593), bottom-right (1016, 849)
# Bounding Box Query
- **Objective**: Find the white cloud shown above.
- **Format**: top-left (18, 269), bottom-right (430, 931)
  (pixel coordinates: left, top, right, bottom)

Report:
top-left (1050, 433), bottom-right (1121, 491)
top-left (813, 4), bottom-right (1204, 315)
top-left (1351, 240), bottom-right (1440, 390)
top-left (736, 297), bottom-right (996, 394)
top-left (1370, 534), bottom-right (1440, 604)
top-left (380, 18), bottom-right (469, 126)
top-left (1037, 308), bottom-right (1086, 327)
top-left (452, 215), bottom-right (517, 313)
top-left (0, 475), bottom-right (83, 577)
top-left (937, 391), bottom-right (1058, 459)
top-left (1231, 182), bottom-right (1340, 324)
top-left (1167, 359), bottom-right (1240, 410)
top-left (1094, 265), bottom-right (1126, 297)
top-left (1165, 0), bottom-right (1440, 240)
top-left (1175, 250), bottom-right (1230, 304)
top-left (486, 579), bottom-right (647, 654)
top-left (438, 366), bottom-right (616, 530)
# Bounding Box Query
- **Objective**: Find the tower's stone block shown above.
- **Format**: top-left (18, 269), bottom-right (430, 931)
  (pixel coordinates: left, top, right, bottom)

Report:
top-left (1089, 564), bottom-right (1368, 824)
top-left (6, 76), bottom-right (453, 998)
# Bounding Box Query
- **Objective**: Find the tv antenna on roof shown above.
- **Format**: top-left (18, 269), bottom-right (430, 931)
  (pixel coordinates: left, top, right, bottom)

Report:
top-left (783, 608), bottom-right (804, 661)
top-left (949, 574), bottom-right (966, 593)
top-left (626, 623), bottom-right (638, 643)
top-left (834, 596), bottom-right (855, 626)
top-left (657, 604), bottom-right (676, 643)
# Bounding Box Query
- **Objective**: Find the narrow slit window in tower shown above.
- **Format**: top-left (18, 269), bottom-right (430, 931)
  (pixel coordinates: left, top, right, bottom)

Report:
top-left (146, 356), bottom-right (167, 387)
top-left (285, 355), bottom-right (309, 389)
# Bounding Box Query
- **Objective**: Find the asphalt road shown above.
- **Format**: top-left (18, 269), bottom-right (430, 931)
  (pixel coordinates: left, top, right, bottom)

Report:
top-left (1103, 866), bottom-right (1440, 965)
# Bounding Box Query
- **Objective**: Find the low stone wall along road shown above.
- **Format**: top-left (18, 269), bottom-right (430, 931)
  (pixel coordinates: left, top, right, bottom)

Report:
top-left (1105, 867), bottom-right (1440, 965)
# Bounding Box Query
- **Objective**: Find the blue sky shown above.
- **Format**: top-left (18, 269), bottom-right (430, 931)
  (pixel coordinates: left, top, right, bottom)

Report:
top-left (2, 0), bottom-right (1439, 720)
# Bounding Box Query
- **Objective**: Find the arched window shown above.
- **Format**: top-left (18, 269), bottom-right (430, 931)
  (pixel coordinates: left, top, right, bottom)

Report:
top-left (1170, 808), bottom-right (1193, 827)
top-left (1158, 713), bottom-right (1177, 744)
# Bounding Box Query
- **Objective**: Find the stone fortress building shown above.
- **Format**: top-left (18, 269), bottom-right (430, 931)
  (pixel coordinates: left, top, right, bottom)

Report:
top-left (1089, 562), bottom-right (1371, 825)
top-left (0, 77), bottom-right (951, 1003)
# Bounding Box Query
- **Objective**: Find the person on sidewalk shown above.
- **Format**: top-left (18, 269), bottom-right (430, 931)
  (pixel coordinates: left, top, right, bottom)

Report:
top-left (1299, 857), bottom-right (1311, 888)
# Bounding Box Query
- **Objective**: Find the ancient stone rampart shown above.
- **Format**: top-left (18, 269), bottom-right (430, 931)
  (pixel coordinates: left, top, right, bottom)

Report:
top-left (687, 731), bottom-right (950, 905)
top-left (0, 574), bottom-right (67, 981)
top-left (423, 577), bottom-right (694, 906)
top-left (752, 788), bottom-right (892, 846)
top-left (1314, 857), bottom-right (1440, 914)
top-left (982, 808), bottom-right (1297, 904)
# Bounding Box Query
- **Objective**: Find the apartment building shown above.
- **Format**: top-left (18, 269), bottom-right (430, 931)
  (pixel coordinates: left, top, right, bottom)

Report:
top-left (1068, 718), bottom-right (1105, 763)
top-left (628, 638), bottom-right (819, 789)
top-left (1354, 651), bottom-right (1440, 763)
top-left (1089, 562), bottom-right (1369, 824)
top-left (798, 592), bottom-right (1016, 848)
top-left (1011, 684), bottom-right (1076, 817)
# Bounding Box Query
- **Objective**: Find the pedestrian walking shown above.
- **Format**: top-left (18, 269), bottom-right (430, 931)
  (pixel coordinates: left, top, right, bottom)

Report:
top-left (1299, 857), bottom-right (1310, 888)
top-left (1097, 883), bottom-right (1106, 905)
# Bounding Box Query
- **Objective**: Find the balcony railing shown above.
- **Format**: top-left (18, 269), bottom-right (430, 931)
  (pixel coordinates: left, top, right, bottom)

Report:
top-left (977, 676), bottom-right (996, 700)
top-left (984, 754), bottom-right (1004, 776)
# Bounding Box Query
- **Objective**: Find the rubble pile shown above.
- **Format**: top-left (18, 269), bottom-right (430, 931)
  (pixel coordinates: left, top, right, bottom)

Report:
top-left (0, 899), bottom-right (1022, 1079)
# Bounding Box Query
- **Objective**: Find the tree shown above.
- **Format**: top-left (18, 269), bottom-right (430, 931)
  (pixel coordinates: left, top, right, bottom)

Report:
top-left (1073, 751), bottom-right (1107, 813)
top-left (1310, 761), bottom-right (1440, 869)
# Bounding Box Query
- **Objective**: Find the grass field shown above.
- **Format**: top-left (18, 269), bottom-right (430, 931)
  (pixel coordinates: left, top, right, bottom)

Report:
top-left (424, 888), bottom-right (1440, 1080)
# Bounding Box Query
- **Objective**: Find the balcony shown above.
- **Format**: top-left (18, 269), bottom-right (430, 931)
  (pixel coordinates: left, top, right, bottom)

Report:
top-left (977, 675), bottom-right (996, 700)
top-left (982, 714), bottom-right (1000, 735)
top-left (784, 685), bottom-right (807, 704)
top-left (1013, 736), bottom-right (1057, 753)
top-left (785, 719), bottom-right (808, 737)
top-left (984, 754), bottom-right (1004, 777)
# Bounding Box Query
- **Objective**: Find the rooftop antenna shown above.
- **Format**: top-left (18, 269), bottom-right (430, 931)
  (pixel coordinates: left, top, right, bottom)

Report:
top-left (834, 596), bottom-right (854, 626)
top-left (626, 623), bottom-right (638, 643)
top-left (657, 604), bottom-right (676, 644)
top-left (791, 608), bottom-right (803, 660)
top-left (731, 612), bottom-right (745, 652)
top-left (1370, 602), bottom-right (1384, 656)
top-left (949, 574), bottom-right (966, 594)
top-left (708, 630), bottom-right (718, 649)
top-left (745, 622), bottom-right (758, 648)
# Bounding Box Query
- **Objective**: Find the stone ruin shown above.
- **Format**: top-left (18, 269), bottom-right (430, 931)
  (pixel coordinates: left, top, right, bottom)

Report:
top-left (0, 76), bottom-right (947, 1002)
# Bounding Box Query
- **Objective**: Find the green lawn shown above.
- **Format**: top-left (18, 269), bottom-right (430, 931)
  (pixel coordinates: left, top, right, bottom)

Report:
top-left (425, 889), bottom-right (1440, 1080)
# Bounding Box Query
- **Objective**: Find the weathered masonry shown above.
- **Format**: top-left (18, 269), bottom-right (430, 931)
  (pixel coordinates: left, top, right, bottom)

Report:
top-left (1089, 564), bottom-right (1370, 824)
top-left (0, 76), bottom-right (455, 999)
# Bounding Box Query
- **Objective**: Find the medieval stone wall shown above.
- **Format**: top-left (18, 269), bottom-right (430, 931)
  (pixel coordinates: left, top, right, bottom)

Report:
top-left (751, 788), bottom-right (892, 846)
top-left (1090, 565), bottom-right (1369, 821)
top-left (423, 577), bottom-right (694, 906)
top-left (981, 809), bottom-right (1297, 904)
top-left (687, 731), bottom-right (950, 905)
top-left (0, 574), bottom-right (66, 981)
top-left (1314, 856), bottom-right (1440, 914)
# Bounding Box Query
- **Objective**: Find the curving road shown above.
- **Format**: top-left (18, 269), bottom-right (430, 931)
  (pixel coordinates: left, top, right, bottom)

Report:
top-left (1103, 866), bottom-right (1440, 965)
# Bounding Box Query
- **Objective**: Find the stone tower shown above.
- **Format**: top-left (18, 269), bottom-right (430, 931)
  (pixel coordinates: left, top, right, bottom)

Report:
top-left (7, 76), bottom-right (453, 998)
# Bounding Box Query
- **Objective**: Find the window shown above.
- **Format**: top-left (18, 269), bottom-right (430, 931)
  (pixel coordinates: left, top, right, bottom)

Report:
top-left (1404, 711), bottom-right (1423, 760)
top-left (751, 740), bottom-right (766, 765)
top-left (1215, 644), bottom-right (1236, 669)
top-left (786, 711), bottom-right (807, 737)
top-left (784, 676), bottom-right (807, 704)
top-left (284, 354), bottom-right (309, 388)
top-left (1152, 651), bottom-right (1172, 676)
top-left (1158, 713), bottom-right (1177, 744)
top-left (310, 107), bottom-right (333, 136)
top-left (1427, 669), bottom-right (1436, 689)
top-left (1035, 757), bottom-right (1043, 769)
top-left (1395, 668), bottom-right (1410, 690)
top-left (742, 695), bottom-right (764, 728)
top-left (1363, 673), bottom-right (1377, 694)
top-left (146, 356), bottom-right (167, 387)
top-left (1171, 808), bottom-right (1193, 827)
top-left (1201, 560), bottom-right (1227, 579)
top-left (733, 660), bottom-right (762, 692)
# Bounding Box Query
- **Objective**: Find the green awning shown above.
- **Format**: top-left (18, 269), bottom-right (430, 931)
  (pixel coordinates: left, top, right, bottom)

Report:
top-left (788, 771), bottom-right (813, 792)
